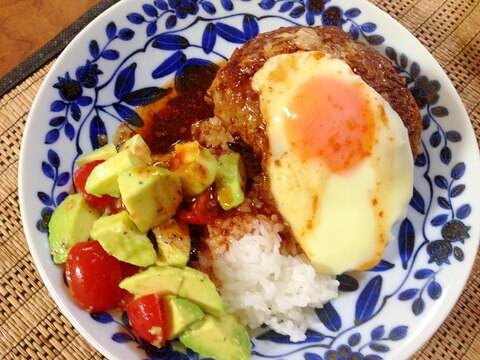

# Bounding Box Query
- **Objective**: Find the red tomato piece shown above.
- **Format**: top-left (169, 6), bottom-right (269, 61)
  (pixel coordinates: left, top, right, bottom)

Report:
top-left (65, 241), bottom-right (122, 312)
top-left (177, 187), bottom-right (221, 225)
top-left (74, 160), bottom-right (115, 210)
top-left (127, 294), bottom-right (166, 347)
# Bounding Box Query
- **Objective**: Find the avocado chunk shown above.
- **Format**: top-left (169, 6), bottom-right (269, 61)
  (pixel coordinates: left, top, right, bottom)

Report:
top-left (171, 141), bottom-right (217, 198)
top-left (215, 153), bottom-right (246, 210)
top-left (178, 267), bottom-right (227, 316)
top-left (120, 265), bottom-right (184, 297)
top-left (76, 143), bottom-right (117, 166)
top-left (90, 211), bottom-right (156, 267)
top-left (119, 134), bottom-right (152, 164)
top-left (153, 219), bottom-right (191, 267)
top-left (162, 295), bottom-right (204, 340)
top-left (85, 150), bottom-right (145, 197)
top-left (179, 314), bottom-right (251, 360)
top-left (48, 193), bottom-right (101, 264)
top-left (118, 166), bottom-right (182, 232)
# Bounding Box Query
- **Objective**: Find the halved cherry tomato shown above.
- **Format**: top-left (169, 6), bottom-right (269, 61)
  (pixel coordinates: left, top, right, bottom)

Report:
top-left (117, 262), bottom-right (142, 311)
top-left (177, 187), bottom-right (221, 225)
top-left (65, 241), bottom-right (122, 312)
top-left (74, 160), bottom-right (115, 210)
top-left (127, 294), bottom-right (166, 347)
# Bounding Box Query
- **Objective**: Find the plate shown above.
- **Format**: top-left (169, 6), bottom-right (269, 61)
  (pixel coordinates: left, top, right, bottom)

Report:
top-left (19, 0), bottom-right (480, 359)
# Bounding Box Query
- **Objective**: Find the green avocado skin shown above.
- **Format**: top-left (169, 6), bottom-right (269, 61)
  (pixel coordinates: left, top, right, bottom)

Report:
top-left (180, 314), bottom-right (251, 360)
top-left (48, 193), bottom-right (101, 264)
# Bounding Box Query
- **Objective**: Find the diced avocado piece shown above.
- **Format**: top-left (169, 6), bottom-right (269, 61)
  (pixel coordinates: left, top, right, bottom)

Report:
top-left (48, 193), bottom-right (101, 264)
top-left (171, 141), bottom-right (217, 198)
top-left (85, 150), bottom-right (145, 197)
top-left (178, 267), bottom-right (227, 316)
top-left (179, 315), bottom-right (251, 360)
top-left (76, 143), bottom-right (117, 166)
top-left (119, 134), bottom-right (152, 164)
top-left (215, 153), bottom-right (246, 210)
top-left (118, 166), bottom-right (182, 232)
top-left (90, 211), bottom-right (156, 267)
top-left (162, 295), bottom-right (204, 340)
top-left (120, 265), bottom-right (184, 297)
top-left (153, 219), bottom-right (191, 267)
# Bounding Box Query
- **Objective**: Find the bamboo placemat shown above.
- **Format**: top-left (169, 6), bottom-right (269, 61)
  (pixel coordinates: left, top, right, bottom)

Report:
top-left (1, 0), bottom-right (479, 359)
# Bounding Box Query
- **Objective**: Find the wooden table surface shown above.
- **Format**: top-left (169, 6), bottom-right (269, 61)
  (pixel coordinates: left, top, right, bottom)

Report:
top-left (0, 0), bottom-right (100, 79)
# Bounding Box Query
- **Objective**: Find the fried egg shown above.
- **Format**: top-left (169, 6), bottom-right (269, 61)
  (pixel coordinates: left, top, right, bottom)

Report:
top-left (252, 52), bottom-right (414, 275)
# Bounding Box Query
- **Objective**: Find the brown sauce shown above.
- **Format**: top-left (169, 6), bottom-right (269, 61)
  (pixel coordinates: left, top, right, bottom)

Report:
top-left (135, 62), bottom-right (220, 154)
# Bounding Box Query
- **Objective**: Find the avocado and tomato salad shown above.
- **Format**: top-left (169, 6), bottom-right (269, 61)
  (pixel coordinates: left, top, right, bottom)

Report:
top-left (48, 134), bottom-right (250, 360)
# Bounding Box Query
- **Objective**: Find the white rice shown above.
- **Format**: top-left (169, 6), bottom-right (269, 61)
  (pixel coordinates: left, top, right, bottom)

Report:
top-left (212, 219), bottom-right (339, 342)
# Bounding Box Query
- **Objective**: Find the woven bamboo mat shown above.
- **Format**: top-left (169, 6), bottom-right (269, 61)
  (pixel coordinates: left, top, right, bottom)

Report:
top-left (1, 0), bottom-right (479, 359)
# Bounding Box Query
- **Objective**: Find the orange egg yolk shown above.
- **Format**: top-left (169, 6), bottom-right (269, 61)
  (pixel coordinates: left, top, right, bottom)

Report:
top-left (285, 76), bottom-right (376, 172)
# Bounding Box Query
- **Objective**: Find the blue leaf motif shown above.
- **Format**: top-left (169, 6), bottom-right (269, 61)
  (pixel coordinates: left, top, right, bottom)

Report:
top-left (355, 275), bottom-right (382, 324)
top-left (414, 269), bottom-right (433, 279)
top-left (446, 130), bottom-right (461, 142)
top-left (422, 114), bottom-right (430, 130)
top-left (215, 23), bottom-right (247, 43)
top-left (336, 274), bottom-right (359, 292)
top-left (412, 297), bottom-right (425, 315)
top-left (290, 6), bottom-right (306, 18)
top-left (259, 0), bottom-right (275, 10)
top-left (154, 0), bottom-right (168, 10)
top-left (45, 129), bottom-right (60, 144)
top-left (147, 22), bottom-right (158, 37)
top-left (437, 196), bottom-right (450, 209)
top-left (76, 96), bottom-right (92, 106)
top-left (64, 122), bottom-right (75, 140)
top-left (456, 204), bottom-right (471, 219)
top-left (166, 15), bottom-right (177, 29)
top-left (115, 63), bottom-right (136, 100)
top-left (410, 62), bottom-right (420, 78)
top-left (389, 326), bottom-right (408, 340)
top-left (153, 34), bottom-right (190, 50)
top-left (305, 12), bottom-right (315, 25)
top-left (304, 353), bottom-right (323, 360)
top-left (71, 102), bottom-right (81, 121)
top-left (90, 115), bottom-right (107, 149)
top-left (454, 246), bottom-right (464, 261)
top-left (349, 24), bottom-right (360, 40)
top-left (345, 8), bottom-right (361, 18)
top-left (119, 28), bottom-right (135, 40)
top-left (255, 330), bottom-right (297, 344)
top-left (415, 153), bottom-right (426, 167)
top-left (49, 116), bottom-right (66, 127)
top-left (37, 192), bottom-right (53, 206)
top-left (316, 302), bottom-right (342, 331)
top-left (91, 312), bottom-right (114, 323)
top-left (434, 175), bottom-right (448, 190)
top-left (50, 100), bottom-right (67, 112)
top-left (279, 2), bottom-right (294, 12)
top-left (127, 13), bottom-right (145, 24)
top-left (112, 332), bottom-right (134, 343)
top-left (348, 332), bottom-right (361, 346)
top-left (243, 15), bottom-right (259, 40)
top-left (410, 187), bottom-right (425, 214)
top-left (143, 4), bottom-right (158, 17)
top-left (113, 103), bottom-right (144, 127)
top-left (398, 288), bottom-right (418, 300)
top-left (367, 259), bottom-right (395, 272)
top-left (371, 325), bottom-right (385, 340)
top-left (152, 51), bottom-right (186, 79)
top-left (56, 192), bottom-right (68, 205)
top-left (450, 184), bottom-right (465, 198)
top-left (429, 131), bottom-right (441, 147)
top-left (440, 146), bottom-right (452, 165)
top-left (48, 149), bottom-right (60, 168)
top-left (451, 162), bottom-right (465, 180)
top-left (366, 35), bottom-right (384, 45)
top-left (201, 1), bottom-right (216, 14)
top-left (431, 214), bottom-right (449, 227)
top-left (221, 0), bottom-right (234, 11)
top-left (202, 23), bottom-right (217, 54)
top-left (431, 106), bottom-right (449, 117)
top-left (57, 172), bottom-right (70, 186)
top-left (361, 22), bottom-right (376, 33)
top-left (122, 87), bottom-right (171, 106)
top-left (428, 281), bottom-right (442, 300)
top-left (365, 356), bottom-right (383, 360)
top-left (42, 162), bottom-right (54, 179)
top-left (398, 218), bottom-right (415, 269)
top-left (89, 40), bottom-right (100, 58)
top-left (106, 21), bottom-right (117, 39)
top-left (101, 49), bottom-right (120, 60)
top-left (370, 343), bottom-right (390, 353)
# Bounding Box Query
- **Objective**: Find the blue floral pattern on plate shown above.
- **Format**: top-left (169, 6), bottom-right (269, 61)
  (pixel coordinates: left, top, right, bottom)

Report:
top-left (21, 0), bottom-right (479, 359)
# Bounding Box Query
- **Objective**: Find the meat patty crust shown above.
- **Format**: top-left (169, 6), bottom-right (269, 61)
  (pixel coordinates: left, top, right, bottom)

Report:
top-left (206, 26), bottom-right (422, 159)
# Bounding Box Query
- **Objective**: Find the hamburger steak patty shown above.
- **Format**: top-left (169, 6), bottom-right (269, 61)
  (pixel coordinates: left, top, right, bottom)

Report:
top-left (206, 26), bottom-right (422, 159)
